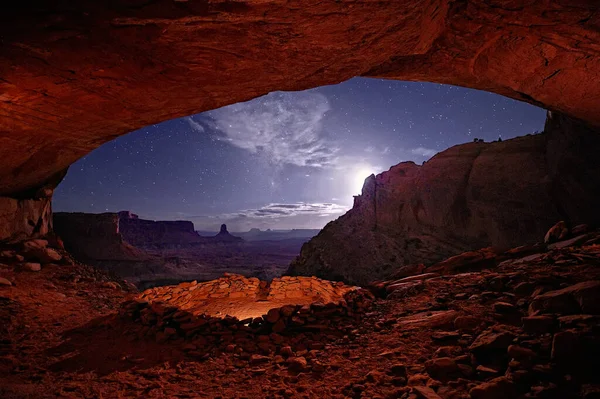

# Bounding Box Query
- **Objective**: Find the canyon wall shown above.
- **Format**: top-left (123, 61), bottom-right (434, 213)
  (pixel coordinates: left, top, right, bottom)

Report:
top-left (118, 212), bottom-right (207, 249)
top-left (53, 212), bottom-right (147, 262)
top-left (287, 112), bottom-right (600, 285)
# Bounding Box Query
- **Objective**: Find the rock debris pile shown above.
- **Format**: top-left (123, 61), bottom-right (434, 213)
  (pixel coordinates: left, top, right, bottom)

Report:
top-left (119, 274), bottom-right (374, 356)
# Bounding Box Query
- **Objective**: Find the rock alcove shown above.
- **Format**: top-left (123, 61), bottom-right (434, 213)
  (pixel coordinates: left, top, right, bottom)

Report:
top-left (1, 1), bottom-right (600, 241)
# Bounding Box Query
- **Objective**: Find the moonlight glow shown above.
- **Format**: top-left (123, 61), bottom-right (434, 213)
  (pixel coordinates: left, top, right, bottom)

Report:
top-left (352, 168), bottom-right (374, 195)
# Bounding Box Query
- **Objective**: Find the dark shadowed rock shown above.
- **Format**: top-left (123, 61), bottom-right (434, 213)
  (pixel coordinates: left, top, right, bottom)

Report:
top-left (213, 224), bottom-right (243, 243)
top-left (469, 377), bottom-right (516, 399)
top-left (529, 281), bottom-right (600, 316)
top-left (544, 221), bottom-right (569, 244)
top-left (288, 113), bottom-right (600, 285)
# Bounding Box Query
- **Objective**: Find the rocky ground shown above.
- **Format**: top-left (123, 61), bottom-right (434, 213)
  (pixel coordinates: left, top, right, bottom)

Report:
top-left (1, 231), bottom-right (599, 398)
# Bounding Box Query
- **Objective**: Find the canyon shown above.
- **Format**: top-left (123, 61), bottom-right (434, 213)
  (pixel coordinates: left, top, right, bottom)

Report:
top-left (1, 2), bottom-right (600, 398)
top-left (53, 211), bottom-right (311, 287)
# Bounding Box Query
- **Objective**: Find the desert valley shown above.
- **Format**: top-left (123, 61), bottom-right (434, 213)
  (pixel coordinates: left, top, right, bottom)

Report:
top-left (2, 1), bottom-right (600, 399)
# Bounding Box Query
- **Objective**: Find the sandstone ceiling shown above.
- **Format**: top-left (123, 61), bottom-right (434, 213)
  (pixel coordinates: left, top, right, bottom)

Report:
top-left (1, 0), bottom-right (599, 197)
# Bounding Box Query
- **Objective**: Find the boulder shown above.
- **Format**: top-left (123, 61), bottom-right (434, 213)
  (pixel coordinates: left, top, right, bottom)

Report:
top-left (23, 247), bottom-right (62, 263)
top-left (469, 329), bottom-right (516, 357)
top-left (19, 262), bottom-right (41, 272)
top-left (287, 356), bottom-right (308, 372)
top-left (469, 377), bottom-right (516, 399)
top-left (424, 357), bottom-right (459, 381)
top-left (522, 316), bottom-right (556, 334)
top-left (544, 221), bottom-right (569, 244)
top-left (413, 386), bottom-right (443, 399)
top-left (529, 281), bottom-right (600, 315)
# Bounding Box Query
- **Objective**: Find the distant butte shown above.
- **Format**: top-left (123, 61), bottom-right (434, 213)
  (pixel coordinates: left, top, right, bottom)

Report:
top-left (213, 224), bottom-right (243, 243)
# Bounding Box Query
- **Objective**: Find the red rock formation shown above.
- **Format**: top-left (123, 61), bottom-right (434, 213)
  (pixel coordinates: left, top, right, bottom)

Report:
top-left (288, 112), bottom-right (600, 285)
top-left (118, 212), bottom-right (207, 248)
top-left (212, 224), bottom-right (243, 243)
top-left (1, 0), bottom-right (600, 202)
top-left (53, 212), bottom-right (148, 262)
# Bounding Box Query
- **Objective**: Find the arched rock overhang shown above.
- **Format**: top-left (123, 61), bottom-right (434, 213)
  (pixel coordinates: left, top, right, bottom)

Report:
top-left (0, 0), bottom-right (599, 197)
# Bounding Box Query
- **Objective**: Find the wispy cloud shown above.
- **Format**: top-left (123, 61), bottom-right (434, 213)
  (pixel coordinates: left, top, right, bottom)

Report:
top-left (410, 147), bottom-right (437, 157)
top-left (186, 116), bottom-right (205, 133)
top-left (194, 91), bottom-right (338, 168)
top-left (183, 202), bottom-right (349, 230)
top-left (227, 202), bottom-right (348, 219)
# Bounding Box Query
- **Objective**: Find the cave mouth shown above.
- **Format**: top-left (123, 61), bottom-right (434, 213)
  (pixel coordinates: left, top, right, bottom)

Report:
top-left (46, 78), bottom-right (548, 287)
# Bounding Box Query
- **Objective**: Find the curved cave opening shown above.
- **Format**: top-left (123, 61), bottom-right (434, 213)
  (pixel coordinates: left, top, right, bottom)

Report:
top-left (40, 78), bottom-right (552, 289)
top-left (2, 2), bottom-right (600, 397)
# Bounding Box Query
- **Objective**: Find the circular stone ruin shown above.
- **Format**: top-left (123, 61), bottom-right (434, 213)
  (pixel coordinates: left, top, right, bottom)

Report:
top-left (120, 274), bottom-right (373, 352)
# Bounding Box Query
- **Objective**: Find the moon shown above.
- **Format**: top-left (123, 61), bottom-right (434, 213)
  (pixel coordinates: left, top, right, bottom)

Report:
top-left (352, 168), bottom-right (374, 195)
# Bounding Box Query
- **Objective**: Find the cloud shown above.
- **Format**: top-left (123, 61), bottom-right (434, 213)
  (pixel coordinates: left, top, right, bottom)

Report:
top-left (202, 91), bottom-right (338, 167)
top-left (184, 202), bottom-right (349, 230)
top-left (186, 116), bottom-right (205, 133)
top-left (410, 147), bottom-right (437, 157)
top-left (232, 202), bottom-right (348, 219)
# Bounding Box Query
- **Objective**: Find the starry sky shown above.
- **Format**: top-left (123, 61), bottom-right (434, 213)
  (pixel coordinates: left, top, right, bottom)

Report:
top-left (54, 78), bottom-right (547, 232)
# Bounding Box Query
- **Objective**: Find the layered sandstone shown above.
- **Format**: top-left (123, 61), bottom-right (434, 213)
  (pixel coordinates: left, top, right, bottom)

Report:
top-left (53, 212), bottom-right (147, 262)
top-left (118, 212), bottom-right (208, 249)
top-left (288, 112), bottom-right (600, 285)
top-left (1, 1), bottom-right (600, 205)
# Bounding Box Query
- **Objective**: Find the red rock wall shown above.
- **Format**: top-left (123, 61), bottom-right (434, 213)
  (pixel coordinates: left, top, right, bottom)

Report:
top-left (118, 216), bottom-right (205, 248)
top-left (0, 196), bottom-right (52, 242)
top-left (288, 113), bottom-right (600, 285)
top-left (53, 212), bottom-right (147, 261)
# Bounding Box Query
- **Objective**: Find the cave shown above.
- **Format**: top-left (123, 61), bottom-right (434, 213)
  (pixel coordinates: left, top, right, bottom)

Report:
top-left (1, 2), bottom-right (600, 398)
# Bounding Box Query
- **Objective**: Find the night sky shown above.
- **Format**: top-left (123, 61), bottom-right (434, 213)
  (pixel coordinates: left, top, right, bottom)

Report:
top-left (54, 78), bottom-right (547, 231)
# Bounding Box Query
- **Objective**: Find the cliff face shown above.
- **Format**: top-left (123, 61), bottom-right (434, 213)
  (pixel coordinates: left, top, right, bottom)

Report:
top-left (118, 213), bottom-right (206, 249)
top-left (53, 212), bottom-right (147, 262)
top-left (287, 113), bottom-right (600, 285)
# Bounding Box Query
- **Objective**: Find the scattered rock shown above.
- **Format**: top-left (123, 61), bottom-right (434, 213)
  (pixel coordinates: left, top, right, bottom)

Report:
top-left (522, 315), bottom-right (555, 333)
top-left (507, 345), bottom-right (536, 360)
top-left (529, 281), bottom-right (600, 315)
top-left (19, 262), bottom-right (41, 272)
top-left (23, 247), bottom-right (62, 263)
top-left (454, 315), bottom-right (481, 331)
top-left (493, 302), bottom-right (516, 313)
top-left (469, 329), bottom-right (515, 357)
top-left (264, 308), bottom-right (280, 323)
top-left (425, 357), bottom-right (459, 381)
top-left (287, 356), bottom-right (308, 372)
top-left (0, 277), bottom-right (12, 286)
top-left (101, 281), bottom-right (119, 289)
top-left (476, 365), bottom-right (499, 378)
top-left (544, 221), bottom-right (569, 244)
top-left (250, 354), bottom-right (270, 365)
top-left (390, 363), bottom-right (407, 378)
top-left (469, 377), bottom-right (516, 399)
top-left (413, 385), bottom-right (443, 399)
top-left (551, 330), bottom-right (579, 362)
